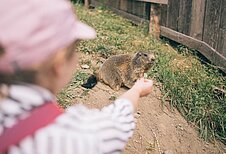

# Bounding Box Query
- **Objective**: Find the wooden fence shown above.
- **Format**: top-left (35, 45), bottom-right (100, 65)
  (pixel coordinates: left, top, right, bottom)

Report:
top-left (89, 0), bottom-right (226, 72)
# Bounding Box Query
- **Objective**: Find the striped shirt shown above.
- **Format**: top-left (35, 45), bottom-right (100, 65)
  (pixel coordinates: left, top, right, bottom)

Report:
top-left (0, 83), bottom-right (135, 154)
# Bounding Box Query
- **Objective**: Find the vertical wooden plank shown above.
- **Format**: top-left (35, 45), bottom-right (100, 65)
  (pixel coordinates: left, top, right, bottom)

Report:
top-left (141, 2), bottom-right (147, 19)
top-left (126, 0), bottom-right (133, 14)
top-left (128, 0), bottom-right (146, 18)
top-left (219, 0), bottom-right (226, 29)
top-left (203, 0), bottom-right (222, 49)
top-left (190, 0), bottom-right (206, 40)
top-left (107, 0), bottom-right (120, 8)
top-left (131, 1), bottom-right (140, 17)
top-left (84, 0), bottom-right (90, 8)
top-left (177, 0), bottom-right (184, 32)
top-left (217, 29), bottom-right (226, 57)
top-left (115, 0), bottom-right (120, 9)
top-left (160, 4), bottom-right (167, 26)
top-left (135, 1), bottom-right (146, 18)
top-left (177, 0), bottom-right (192, 35)
top-left (217, 0), bottom-right (226, 57)
top-left (145, 3), bottom-right (151, 20)
top-left (120, 0), bottom-right (128, 11)
top-left (131, 1), bottom-right (139, 17)
top-left (166, 0), bottom-right (180, 31)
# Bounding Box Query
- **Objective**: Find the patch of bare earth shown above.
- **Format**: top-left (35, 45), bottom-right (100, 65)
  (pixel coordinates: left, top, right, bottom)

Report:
top-left (72, 54), bottom-right (225, 154)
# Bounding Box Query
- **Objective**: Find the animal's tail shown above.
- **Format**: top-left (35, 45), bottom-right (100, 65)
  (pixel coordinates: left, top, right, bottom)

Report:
top-left (81, 75), bottom-right (98, 89)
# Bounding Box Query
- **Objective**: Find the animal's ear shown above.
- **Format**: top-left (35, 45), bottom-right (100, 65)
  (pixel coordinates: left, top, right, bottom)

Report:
top-left (137, 52), bottom-right (142, 56)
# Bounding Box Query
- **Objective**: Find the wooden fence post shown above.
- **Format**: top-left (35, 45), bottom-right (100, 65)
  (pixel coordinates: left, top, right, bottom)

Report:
top-left (137, 0), bottom-right (168, 38)
top-left (84, 0), bottom-right (90, 8)
top-left (150, 4), bottom-right (161, 38)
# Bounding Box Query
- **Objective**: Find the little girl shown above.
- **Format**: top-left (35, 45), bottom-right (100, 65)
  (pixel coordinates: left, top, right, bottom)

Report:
top-left (0, 0), bottom-right (153, 153)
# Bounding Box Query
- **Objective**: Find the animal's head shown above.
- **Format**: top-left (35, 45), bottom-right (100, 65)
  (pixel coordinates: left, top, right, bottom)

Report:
top-left (132, 51), bottom-right (155, 70)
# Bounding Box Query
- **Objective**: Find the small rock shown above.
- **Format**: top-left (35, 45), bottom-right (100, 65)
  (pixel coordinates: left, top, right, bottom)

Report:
top-left (134, 114), bottom-right (140, 119)
top-left (175, 124), bottom-right (184, 131)
top-left (163, 150), bottom-right (174, 154)
top-left (137, 110), bottom-right (141, 115)
top-left (81, 64), bottom-right (90, 69)
top-left (134, 111), bottom-right (141, 118)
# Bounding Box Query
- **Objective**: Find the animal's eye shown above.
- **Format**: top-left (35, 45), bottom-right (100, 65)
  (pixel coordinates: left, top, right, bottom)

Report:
top-left (143, 53), bottom-right (148, 57)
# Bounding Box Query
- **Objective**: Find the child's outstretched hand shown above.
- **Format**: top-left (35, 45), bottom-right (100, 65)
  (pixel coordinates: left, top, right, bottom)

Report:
top-left (132, 78), bottom-right (153, 97)
top-left (119, 78), bottom-right (153, 111)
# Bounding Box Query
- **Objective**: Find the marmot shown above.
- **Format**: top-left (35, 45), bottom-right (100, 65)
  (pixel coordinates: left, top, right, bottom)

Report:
top-left (82, 51), bottom-right (155, 91)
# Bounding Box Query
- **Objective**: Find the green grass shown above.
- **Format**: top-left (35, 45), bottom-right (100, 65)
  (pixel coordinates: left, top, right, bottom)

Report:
top-left (148, 47), bottom-right (225, 143)
top-left (58, 71), bottom-right (89, 108)
top-left (57, 4), bottom-right (226, 144)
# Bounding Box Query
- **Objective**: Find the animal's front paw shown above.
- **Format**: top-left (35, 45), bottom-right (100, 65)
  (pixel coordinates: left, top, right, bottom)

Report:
top-left (109, 84), bottom-right (121, 91)
top-left (124, 82), bottom-right (134, 89)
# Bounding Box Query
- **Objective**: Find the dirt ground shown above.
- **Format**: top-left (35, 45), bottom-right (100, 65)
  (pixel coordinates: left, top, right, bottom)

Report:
top-left (72, 54), bottom-right (225, 154)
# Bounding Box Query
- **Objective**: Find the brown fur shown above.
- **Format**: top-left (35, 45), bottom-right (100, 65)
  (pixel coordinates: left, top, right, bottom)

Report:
top-left (96, 52), bottom-right (155, 91)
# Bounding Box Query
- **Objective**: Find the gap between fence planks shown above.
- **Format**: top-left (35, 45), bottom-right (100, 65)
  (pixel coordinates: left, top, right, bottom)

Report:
top-left (160, 26), bottom-right (226, 73)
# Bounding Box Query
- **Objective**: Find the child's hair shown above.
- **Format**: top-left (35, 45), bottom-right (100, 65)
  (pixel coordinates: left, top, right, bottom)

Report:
top-left (0, 70), bottom-right (37, 85)
top-left (0, 41), bottom-right (78, 85)
top-left (1, 46), bottom-right (35, 84)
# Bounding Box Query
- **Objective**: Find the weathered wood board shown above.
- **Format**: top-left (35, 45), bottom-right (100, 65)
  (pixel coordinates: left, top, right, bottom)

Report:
top-left (203, 0), bottom-right (222, 49)
top-left (178, 0), bottom-right (192, 35)
top-left (217, 0), bottom-right (226, 56)
top-left (190, 0), bottom-right (206, 40)
top-left (166, 0), bottom-right (180, 31)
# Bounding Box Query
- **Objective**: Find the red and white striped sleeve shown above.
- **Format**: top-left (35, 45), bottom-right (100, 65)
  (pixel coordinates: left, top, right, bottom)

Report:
top-left (7, 99), bottom-right (135, 154)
